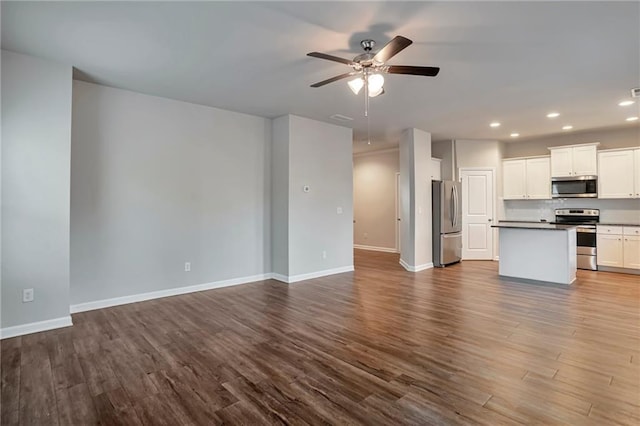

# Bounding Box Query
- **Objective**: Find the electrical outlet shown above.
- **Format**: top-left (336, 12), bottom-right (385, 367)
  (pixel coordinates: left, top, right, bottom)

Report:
top-left (22, 288), bottom-right (34, 303)
top-left (322, 250), bottom-right (327, 259)
top-left (337, 207), bottom-right (343, 214)
top-left (184, 262), bottom-right (191, 272)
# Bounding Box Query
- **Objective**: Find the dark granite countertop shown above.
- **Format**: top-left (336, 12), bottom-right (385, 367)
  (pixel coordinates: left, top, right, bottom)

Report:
top-left (597, 223), bottom-right (640, 227)
top-left (492, 222), bottom-right (577, 231)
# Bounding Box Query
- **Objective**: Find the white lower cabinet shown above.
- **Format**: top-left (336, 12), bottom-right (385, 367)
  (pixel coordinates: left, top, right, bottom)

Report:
top-left (623, 235), bottom-right (640, 270)
top-left (596, 226), bottom-right (640, 270)
top-left (597, 234), bottom-right (624, 267)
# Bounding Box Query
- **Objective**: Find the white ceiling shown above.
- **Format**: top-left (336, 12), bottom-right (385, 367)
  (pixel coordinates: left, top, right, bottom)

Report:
top-left (2, 1), bottom-right (639, 152)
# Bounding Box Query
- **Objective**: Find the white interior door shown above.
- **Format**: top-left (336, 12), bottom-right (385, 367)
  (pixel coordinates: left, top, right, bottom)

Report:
top-left (460, 169), bottom-right (494, 260)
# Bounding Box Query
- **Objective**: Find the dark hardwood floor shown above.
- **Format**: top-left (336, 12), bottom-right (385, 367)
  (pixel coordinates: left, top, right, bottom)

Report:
top-left (2, 250), bottom-right (639, 425)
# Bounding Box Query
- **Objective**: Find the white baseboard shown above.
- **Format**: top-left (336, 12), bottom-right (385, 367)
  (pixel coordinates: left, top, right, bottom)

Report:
top-left (353, 244), bottom-right (398, 253)
top-left (70, 273), bottom-right (272, 314)
top-left (494, 256), bottom-right (500, 261)
top-left (1, 316), bottom-right (73, 340)
top-left (399, 258), bottom-right (434, 272)
top-left (271, 265), bottom-right (355, 284)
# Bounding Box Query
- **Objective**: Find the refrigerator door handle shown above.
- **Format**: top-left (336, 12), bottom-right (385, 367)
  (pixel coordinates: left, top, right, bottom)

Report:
top-left (452, 185), bottom-right (458, 228)
top-left (450, 186), bottom-right (455, 228)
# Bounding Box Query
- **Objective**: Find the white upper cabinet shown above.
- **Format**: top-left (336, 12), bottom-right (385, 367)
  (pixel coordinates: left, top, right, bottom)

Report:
top-left (572, 145), bottom-right (598, 176)
top-left (430, 158), bottom-right (442, 181)
top-left (635, 149), bottom-right (640, 199)
top-left (550, 147), bottom-right (573, 177)
top-left (503, 157), bottom-right (550, 200)
top-left (597, 147), bottom-right (640, 199)
top-left (549, 143), bottom-right (598, 177)
top-left (598, 150), bottom-right (635, 199)
top-left (503, 159), bottom-right (527, 199)
top-left (525, 157), bottom-right (551, 199)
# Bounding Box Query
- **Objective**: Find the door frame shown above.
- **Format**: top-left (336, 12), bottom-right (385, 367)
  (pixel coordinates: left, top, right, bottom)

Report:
top-left (458, 167), bottom-right (497, 260)
top-left (395, 172), bottom-right (401, 253)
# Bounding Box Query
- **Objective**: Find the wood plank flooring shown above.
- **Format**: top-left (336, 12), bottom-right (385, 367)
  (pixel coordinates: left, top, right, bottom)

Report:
top-left (2, 250), bottom-right (639, 425)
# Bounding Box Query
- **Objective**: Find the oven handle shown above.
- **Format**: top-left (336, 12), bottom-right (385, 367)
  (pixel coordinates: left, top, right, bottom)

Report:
top-left (576, 228), bottom-right (596, 233)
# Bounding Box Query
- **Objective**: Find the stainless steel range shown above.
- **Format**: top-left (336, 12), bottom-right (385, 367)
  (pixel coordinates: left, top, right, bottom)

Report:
top-left (554, 209), bottom-right (599, 270)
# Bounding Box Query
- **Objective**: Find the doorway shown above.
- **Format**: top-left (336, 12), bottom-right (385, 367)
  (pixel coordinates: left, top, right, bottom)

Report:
top-left (459, 168), bottom-right (495, 260)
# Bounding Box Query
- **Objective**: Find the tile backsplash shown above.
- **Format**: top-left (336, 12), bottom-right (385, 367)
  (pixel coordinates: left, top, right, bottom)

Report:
top-left (503, 198), bottom-right (640, 224)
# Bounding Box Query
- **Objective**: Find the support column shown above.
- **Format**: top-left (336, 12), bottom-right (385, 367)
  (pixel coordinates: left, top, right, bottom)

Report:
top-left (399, 128), bottom-right (433, 271)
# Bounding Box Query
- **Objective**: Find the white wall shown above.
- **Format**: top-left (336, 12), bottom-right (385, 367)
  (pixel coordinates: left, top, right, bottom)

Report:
top-left (287, 115), bottom-right (353, 277)
top-left (353, 149), bottom-right (399, 251)
top-left (1, 50), bottom-right (72, 328)
top-left (504, 126), bottom-right (639, 158)
top-left (70, 81), bottom-right (271, 305)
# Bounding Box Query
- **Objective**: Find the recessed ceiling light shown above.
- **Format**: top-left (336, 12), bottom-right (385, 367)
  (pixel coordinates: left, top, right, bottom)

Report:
top-left (490, 122), bottom-right (501, 128)
top-left (510, 133), bottom-right (520, 138)
top-left (619, 100), bottom-right (635, 107)
top-left (562, 125), bottom-right (573, 130)
top-left (547, 112), bottom-right (560, 118)
top-left (626, 116), bottom-right (639, 122)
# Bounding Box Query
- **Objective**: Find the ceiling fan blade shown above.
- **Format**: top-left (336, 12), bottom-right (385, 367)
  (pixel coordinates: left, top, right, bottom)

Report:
top-left (307, 52), bottom-right (355, 66)
top-left (373, 36), bottom-right (413, 63)
top-left (310, 72), bottom-right (356, 88)
top-left (387, 65), bottom-right (440, 77)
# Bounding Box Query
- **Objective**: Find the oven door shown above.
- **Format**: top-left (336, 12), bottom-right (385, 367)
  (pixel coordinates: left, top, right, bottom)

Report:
top-left (576, 227), bottom-right (596, 255)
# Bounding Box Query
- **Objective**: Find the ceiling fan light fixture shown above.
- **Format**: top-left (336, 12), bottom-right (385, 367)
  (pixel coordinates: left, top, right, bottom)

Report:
top-left (369, 86), bottom-right (384, 97)
top-left (368, 73), bottom-right (384, 93)
top-left (348, 77), bottom-right (364, 95)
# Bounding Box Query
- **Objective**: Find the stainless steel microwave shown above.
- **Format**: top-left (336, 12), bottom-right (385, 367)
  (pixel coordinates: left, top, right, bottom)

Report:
top-left (551, 176), bottom-right (598, 198)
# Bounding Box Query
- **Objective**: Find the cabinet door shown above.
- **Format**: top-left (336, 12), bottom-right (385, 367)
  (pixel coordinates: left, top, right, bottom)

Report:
top-left (598, 150), bottom-right (634, 199)
top-left (550, 148), bottom-right (573, 177)
top-left (634, 149), bottom-right (640, 198)
top-left (597, 234), bottom-right (624, 267)
top-left (430, 158), bottom-right (442, 181)
top-left (503, 160), bottom-right (527, 200)
top-left (623, 235), bottom-right (640, 269)
top-left (525, 157), bottom-right (551, 199)
top-left (572, 145), bottom-right (598, 176)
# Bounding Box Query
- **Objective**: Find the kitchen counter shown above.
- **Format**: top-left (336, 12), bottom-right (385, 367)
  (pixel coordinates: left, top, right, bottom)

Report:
top-left (492, 222), bottom-right (576, 231)
top-left (597, 223), bottom-right (640, 227)
top-left (494, 224), bottom-right (577, 285)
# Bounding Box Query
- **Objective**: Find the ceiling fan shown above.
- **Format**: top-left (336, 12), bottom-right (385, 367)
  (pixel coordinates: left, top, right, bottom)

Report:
top-left (307, 35), bottom-right (440, 94)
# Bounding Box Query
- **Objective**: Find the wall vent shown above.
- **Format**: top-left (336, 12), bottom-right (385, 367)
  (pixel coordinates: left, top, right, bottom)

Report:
top-left (632, 87), bottom-right (640, 98)
top-left (330, 114), bottom-right (354, 122)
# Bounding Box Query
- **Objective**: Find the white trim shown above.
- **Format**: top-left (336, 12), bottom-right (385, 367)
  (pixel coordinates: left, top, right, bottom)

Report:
top-left (353, 147), bottom-right (399, 158)
top-left (271, 266), bottom-right (355, 284)
top-left (271, 273), bottom-right (289, 283)
top-left (503, 155), bottom-right (550, 161)
top-left (399, 259), bottom-right (434, 272)
top-left (1, 316), bottom-right (73, 339)
top-left (547, 142), bottom-right (600, 151)
top-left (494, 256), bottom-right (500, 261)
top-left (597, 146), bottom-right (640, 153)
top-left (354, 244), bottom-right (398, 253)
top-left (70, 273), bottom-right (272, 314)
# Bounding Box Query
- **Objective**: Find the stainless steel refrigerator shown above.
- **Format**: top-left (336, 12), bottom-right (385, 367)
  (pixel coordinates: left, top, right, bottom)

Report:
top-left (432, 180), bottom-right (462, 267)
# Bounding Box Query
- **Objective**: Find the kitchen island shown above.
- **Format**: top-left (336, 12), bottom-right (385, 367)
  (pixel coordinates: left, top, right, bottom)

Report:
top-left (492, 222), bottom-right (577, 285)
